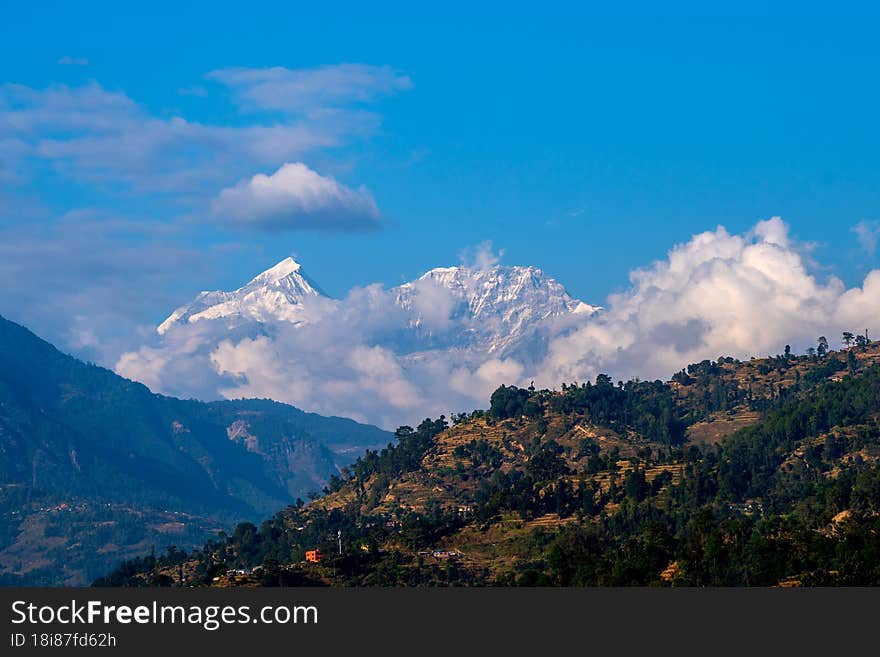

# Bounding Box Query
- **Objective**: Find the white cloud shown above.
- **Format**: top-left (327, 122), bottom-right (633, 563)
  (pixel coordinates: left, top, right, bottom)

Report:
top-left (201, 323), bottom-right (427, 427)
top-left (449, 358), bottom-right (525, 401)
top-left (405, 278), bottom-right (458, 332)
top-left (212, 162), bottom-right (381, 231)
top-left (534, 217), bottom-right (867, 387)
top-left (459, 240), bottom-right (504, 270)
top-left (210, 335), bottom-right (299, 400)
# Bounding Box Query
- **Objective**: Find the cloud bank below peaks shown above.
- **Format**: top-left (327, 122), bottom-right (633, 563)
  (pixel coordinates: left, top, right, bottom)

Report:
top-left (116, 218), bottom-right (880, 429)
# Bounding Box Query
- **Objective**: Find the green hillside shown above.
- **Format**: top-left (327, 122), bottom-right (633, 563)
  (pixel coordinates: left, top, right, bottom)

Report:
top-left (102, 339), bottom-right (880, 587)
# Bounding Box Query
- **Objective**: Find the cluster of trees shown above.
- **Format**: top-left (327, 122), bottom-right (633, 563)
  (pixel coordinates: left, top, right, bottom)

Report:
top-left (535, 505), bottom-right (880, 586)
top-left (841, 331), bottom-right (871, 349)
top-left (325, 417), bottom-right (448, 496)
top-left (452, 438), bottom-right (504, 471)
top-left (544, 376), bottom-right (687, 445)
top-left (489, 384), bottom-right (543, 420)
top-left (491, 372), bottom-right (732, 446)
top-left (671, 357), bottom-right (753, 419)
top-left (806, 331), bottom-right (871, 358)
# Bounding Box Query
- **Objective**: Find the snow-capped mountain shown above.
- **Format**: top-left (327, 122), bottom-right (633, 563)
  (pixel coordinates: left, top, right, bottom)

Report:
top-left (120, 256), bottom-right (600, 429)
top-left (157, 257), bottom-right (598, 355)
top-left (394, 265), bottom-right (598, 356)
top-left (157, 257), bottom-right (334, 334)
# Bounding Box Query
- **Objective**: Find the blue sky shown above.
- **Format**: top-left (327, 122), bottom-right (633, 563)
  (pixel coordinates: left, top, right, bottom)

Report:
top-left (2, 2), bottom-right (879, 363)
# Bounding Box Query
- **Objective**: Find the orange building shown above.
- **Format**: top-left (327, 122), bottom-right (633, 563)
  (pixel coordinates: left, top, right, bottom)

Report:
top-left (305, 549), bottom-right (322, 563)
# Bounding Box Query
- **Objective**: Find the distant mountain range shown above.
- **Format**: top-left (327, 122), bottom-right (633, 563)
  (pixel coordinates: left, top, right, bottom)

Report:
top-left (156, 257), bottom-right (598, 356)
top-left (0, 315), bottom-right (390, 585)
top-left (118, 257), bottom-right (600, 427)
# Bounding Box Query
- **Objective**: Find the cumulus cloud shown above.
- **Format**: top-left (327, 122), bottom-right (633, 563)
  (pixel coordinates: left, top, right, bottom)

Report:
top-left (534, 217), bottom-right (870, 387)
top-left (212, 162), bottom-right (381, 231)
top-left (449, 358), bottom-right (525, 401)
top-left (114, 218), bottom-right (880, 430)
top-left (406, 278), bottom-right (459, 332)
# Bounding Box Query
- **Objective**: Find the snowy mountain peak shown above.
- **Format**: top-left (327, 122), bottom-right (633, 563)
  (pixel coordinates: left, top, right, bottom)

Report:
top-left (157, 256), bottom-right (332, 334)
top-left (401, 263), bottom-right (596, 318)
top-left (155, 257), bottom-right (600, 366)
top-left (123, 257), bottom-right (606, 428)
top-left (251, 256), bottom-right (303, 284)
top-left (393, 263), bottom-right (600, 355)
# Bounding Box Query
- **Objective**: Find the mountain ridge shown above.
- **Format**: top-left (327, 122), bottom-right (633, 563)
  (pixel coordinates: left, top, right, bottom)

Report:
top-left (157, 257), bottom-right (331, 334)
top-left (155, 256), bottom-right (599, 354)
top-left (394, 263), bottom-right (599, 354)
top-left (128, 257), bottom-right (603, 428)
top-left (0, 314), bottom-right (390, 585)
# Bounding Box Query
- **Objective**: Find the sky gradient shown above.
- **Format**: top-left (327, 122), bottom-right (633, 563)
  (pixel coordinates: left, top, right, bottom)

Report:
top-left (1, 2), bottom-right (879, 382)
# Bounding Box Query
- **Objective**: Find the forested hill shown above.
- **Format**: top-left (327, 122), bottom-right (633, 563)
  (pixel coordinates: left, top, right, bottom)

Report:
top-left (100, 337), bottom-right (880, 587)
top-left (0, 315), bottom-right (390, 585)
